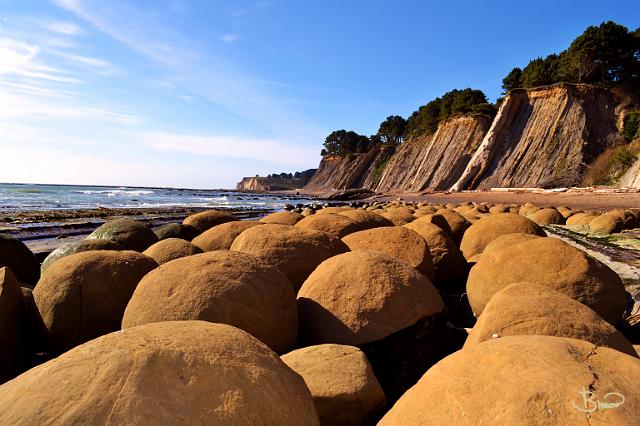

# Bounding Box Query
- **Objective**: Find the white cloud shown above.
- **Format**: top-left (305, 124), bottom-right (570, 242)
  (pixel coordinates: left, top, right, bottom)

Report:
top-left (220, 34), bottom-right (239, 43)
top-left (49, 50), bottom-right (115, 75)
top-left (46, 20), bottom-right (82, 35)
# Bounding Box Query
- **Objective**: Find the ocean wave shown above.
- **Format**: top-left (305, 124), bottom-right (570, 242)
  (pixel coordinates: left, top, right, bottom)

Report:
top-left (73, 189), bottom-right (155, 196)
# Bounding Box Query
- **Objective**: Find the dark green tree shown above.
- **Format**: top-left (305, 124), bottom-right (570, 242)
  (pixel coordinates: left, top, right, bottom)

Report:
top-left (321, 130), bottom-right (371, 156)
top-left (522, 54), bottom-right (560, 87)
top-left (377, 115), bottom-right (407, 145)
top-left (502, 67), bottom-right (523, 93)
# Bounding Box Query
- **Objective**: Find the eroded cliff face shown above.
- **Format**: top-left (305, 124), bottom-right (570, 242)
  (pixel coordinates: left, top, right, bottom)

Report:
top-left (303, 146), bottom-right (395, 192)
top-left (375, 115), bottom-right (491, 192)
top-left (452, 84), bottom-right (626, 190)
top-left (620, 158), bottom-right (640, 188)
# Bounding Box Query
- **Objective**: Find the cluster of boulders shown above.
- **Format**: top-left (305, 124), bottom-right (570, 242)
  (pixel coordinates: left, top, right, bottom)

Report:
top-left (0, 201), bottom-right (639, 424)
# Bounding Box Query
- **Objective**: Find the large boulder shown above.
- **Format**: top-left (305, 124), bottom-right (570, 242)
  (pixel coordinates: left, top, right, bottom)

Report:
top-left (409, 214), bottom-right (454, 238)
top-left (469, 232), bottom-right (543, 263)
top-left (259, 211), bottom-right (304, 225)
top-left (342, 227), bottom-right (434, 280)
top-left (403, 221), bottom-right (467, 289)
top-left (0, 268), bottom-right (30, 383)
top-left (298, 251), bottom-right (443, 346)
top-left (153, 223), bottom-right (200, 241)
top-left (142, 238), bottom-right (202, 265)
top-left (182, 209), bottom-right (238, 232)
top-left (467, 237), bottom-right (627, 324)
top-left (0, 322), bottom-right (319, 425)
top-left (465, 283), bottom-right (636, 357)
top-left (33, 250), bottom-right (157, 353)
top-left (123, 251), bottom-right (297, 354)
top-left (434, 209), bottom-right (470, 244)
top-left (282, 344), bottom-right (385, 425)
top-left (339, 209), bottom-right (394, 230)
top-left (192, 221), bottom-right (261, 252)
top-left (87, 218), bottom-right (158, 252)
top-left (41, 239), bottom-right (122, 273)
top-left (295, 213), bottom-right (361, 238)
top-left (379, 208), bottom-right (414, 226)
top-left (459, 213), bottom-right (545, 260)
top-left (529, 208), bottom-right (566, 225)
top-left (566, 212), bottom-right (600, 226)
top-left (0, 234), bottom-right (39, 286)
top-left (231, 224), bottom-right (349, 291)
top-left (379, 335), bottom-right (640, 425)
top-left (589, 211), bottom-right (626, 234)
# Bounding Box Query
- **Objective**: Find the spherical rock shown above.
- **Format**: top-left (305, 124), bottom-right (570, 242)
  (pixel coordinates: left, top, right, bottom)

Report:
top-left (41, 239), bottom-right (122, 273)
top-left (295, 213), bottom-right (361, 238)
top-left (489, 204), bottom-right (510, 214)
top-left (316, 206), bottom-right (352, 215)
top-left (153, 223), bottom-right (200, 241)
top-left (589, 212), bottom-right (625, 234)
top-left (529, 208), bottom-right (566, 225)
top-left (0, 267), bottom-right (30, 383)
top-left (467, 237), bottom-right (627, 324)
top-left (182, 209), bottom-right (238, 232)
top-left (379, 208), bottom-right (414, 226)
top-left (142, 238), bottom-right (202, 265)
top-left (465, 283), bottom-right (636, 357)
top-left (379, 335), bottom-right (640, 425)
top-left (468, 232), bottom-right (543, 263)
top-left (123, 251), bottom-right (297, 354)
top-left (566, 212), bottom-right (600, 226)
top-left (409, 214), bottom-right (454, 237)
top-left (434, 209), bottom-right (470, 244)
top-left (338, 209), bottom-right (394, 230)
top-left (0, 234), bottom-right (39, 286)
top-left (0, 321), bottom-right (319, 425)
top-left (230, 224), bottom-right (349, 291)
top-left (342, 227), bottom-right (434, 279)
top-left (259, 211), bottom-right (304, 225)
top-left (298, 251), bottom-right (443, 346)
top-left (33, 250), bottom-right (157, 353)
top-left (87, 218), bottom-right (158, 252)
top-left (459, 213), bottom-right (545, 260)
top-left (192, 221), bottom-right (261, 252)
top-left (282, 344), bottom-right (385, 425)
top-left (403, 221), bottom-right (467, 289)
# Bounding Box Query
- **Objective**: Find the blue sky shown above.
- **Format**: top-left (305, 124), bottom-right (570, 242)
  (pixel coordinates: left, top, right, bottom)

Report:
top-left (0, 0), bottom-right (638, 188)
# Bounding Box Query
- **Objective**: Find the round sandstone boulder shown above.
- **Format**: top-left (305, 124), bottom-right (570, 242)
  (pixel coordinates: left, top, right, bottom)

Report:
top-left (379, 335), bottom-right (640, 425)
top-left (589, 212), bottom-right (626, 234)
top-left (467, 237), bottom-right (627, 324)
top-left (87, 219), bottom-right (158, 252)
top-left (338, 209), bottom-right (394, 229)
top-left (0, 234), bottom-right (39, 286)
top-left (465, 283), bottom-right (636, 357)
top-left (122, 251), bottom-right (297, 354)
top-left (153, 223), bottom-right (200, 241)
top-left (342, 227), bottom-right (434, 279)
top-left (468, 232), bottom-right (543, 263)
top-left (183, 209), bottom-right (238, 232)
top-left (282, 344), bottom-right (385, 425)
top-left (0, 267), bottom-right (30, 383)
top-left (142, 238), bottom-right (202, 265)
top-left (295, 213), bottom-right (361, 238)
top-left (41, 239), bottom-right (122, 273)
top-left (379, 208), bottom-right (414, 226)
top-left (259, 211), bottom-right (304, 225)
top-left (33, 250), bottom-right (157, 353)
top-left (529, 208), bottom-right (566, 225)
top-left (409, 214), bottom-right (454, 237)
top-left (434, 209), bottom-right (470, 244)
top-left (0, 321), bottom-right (319, 425)
top-left (230, 224), bottom-right (349, 291)
top-left (566, 212), bottom-right (600, 226)
top-left (192, 221), bottom-right (261, 252)
top-left (459, 213), bottom-right (545, 260)
top-left (297, 251), bottom-right (443, 346)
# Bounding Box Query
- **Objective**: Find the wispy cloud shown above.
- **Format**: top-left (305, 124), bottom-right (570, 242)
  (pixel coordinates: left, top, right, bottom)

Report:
top-left (220, 34), bottom-right (239, 43)
top-left (46, 20), bottom-right (82, 35)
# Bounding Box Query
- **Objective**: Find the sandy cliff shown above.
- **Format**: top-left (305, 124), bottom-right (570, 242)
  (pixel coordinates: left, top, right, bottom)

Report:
top-left (452, 84), bottom-right (626, 190)
top-left (376, 115), bottom-right (491, 192)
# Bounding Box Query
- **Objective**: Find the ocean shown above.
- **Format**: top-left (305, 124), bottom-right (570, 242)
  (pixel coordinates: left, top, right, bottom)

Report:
top-left (0, 182), bottom-right (317, 212)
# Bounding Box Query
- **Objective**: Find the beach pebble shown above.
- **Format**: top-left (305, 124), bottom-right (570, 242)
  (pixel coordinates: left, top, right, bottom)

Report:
top-left (142, 238), bottom-right (202, 265)
top-left (192, 221), bottom-right (261, 252)
top-left (379, 335), bottom-right (640, 425)
top-left (182, 209), bottom-right (238, 232)
top-left (33, 250), bottom-right (157, 354)
top-left (464, 283), bottom-right (637, 357)
top-left (122, 251), bottom-right (297, 354)
top-left (342, 227), bottom-right (434, 280)
top-left (87, 218), bottom-right (158, 252)
top-left (281, 344), bottom-right (385, 425)
top-left (297, 251), bottom-right (443, 346)
top-left (0, 233), bottom-right (40, 286)
top-left (0, 322), bottom-right (319, 425)
top-left (467, 237), bottom-right (627, 324)
top-left (230, 224), bottom-right (349, 291)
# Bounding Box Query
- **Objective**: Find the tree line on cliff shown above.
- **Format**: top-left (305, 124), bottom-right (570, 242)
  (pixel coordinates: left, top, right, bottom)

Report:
top-left (321, 21), bottom-right (639, 158)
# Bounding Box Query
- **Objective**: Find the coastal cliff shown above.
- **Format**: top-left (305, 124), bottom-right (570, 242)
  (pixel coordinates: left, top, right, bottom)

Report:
top-left (236, 171), bottom-right (315, 191)
top-left (376, 115), bottom-right (491, 192)
top-left (452, 83), bottom-right (627, 190)
top-left (303, 145), bottom-right (395, 192)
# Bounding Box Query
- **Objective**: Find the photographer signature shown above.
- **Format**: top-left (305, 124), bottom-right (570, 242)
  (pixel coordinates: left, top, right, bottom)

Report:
top-left (572, 387), bottom-right (625, 413)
